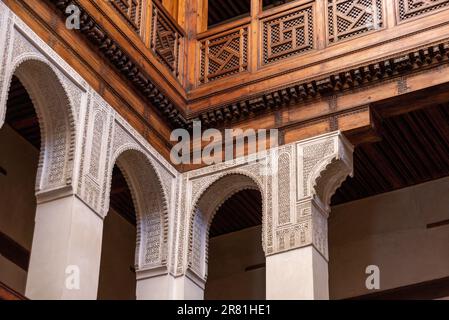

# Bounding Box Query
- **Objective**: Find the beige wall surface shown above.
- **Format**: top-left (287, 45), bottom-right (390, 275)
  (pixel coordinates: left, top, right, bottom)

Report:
top-left (97, 209), bottom-right (137, 300)
top-left (0, 125), bottom-right (38, 294)
top-left (204, 177), bottom-right (449, 300)
top-left (205, 226), bottom-right (266, 300)
top-left (329, 177), bottom-right (449, 299)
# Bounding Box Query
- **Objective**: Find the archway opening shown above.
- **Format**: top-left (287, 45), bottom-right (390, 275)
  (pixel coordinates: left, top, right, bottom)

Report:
top-left (189, 174), bottom-right (266, 299)
top-left (98, 165), bottom-right (137, 300)
top-left (328, 103), bottom-right (449, 300)
top-left (0, 76), bottom-right (40, 295)
top-left (203, 187), bottom-right (265, 300)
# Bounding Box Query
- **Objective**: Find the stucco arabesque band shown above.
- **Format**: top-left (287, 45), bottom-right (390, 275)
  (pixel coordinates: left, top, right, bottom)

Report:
top-left (0, 2), bottom-right (354, 289)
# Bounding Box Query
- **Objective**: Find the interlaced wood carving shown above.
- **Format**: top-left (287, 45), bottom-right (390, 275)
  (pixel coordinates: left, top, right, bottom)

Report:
top-left (262, 4), bottom-right (314, 65)
top-left (327, 0), bottom-right (383, 44)
top-left (397, 0), bottom-right (449, 21)
top-left (150, 2), bottom-right (183, 78)
top-left (111, 0), bottom-right (143, 31)
top-left (199, 26), bottom-right (249, 84)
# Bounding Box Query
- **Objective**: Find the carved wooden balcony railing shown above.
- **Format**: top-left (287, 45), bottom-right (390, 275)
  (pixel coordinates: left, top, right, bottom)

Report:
top-left (107, 0), bottom-right (185, 81)
top-left (261, 2), bottom-right (314, 65)
top-left (43, 0), bottom-right (449, 132)
top-left (192, 0), bottom-right (449, 88)
top-left (326, 0), bottom-right (384, 44)
top-left (198, 22), bottom-right (250, 84)
top-left (111, 0), bottom-right (144, 32)
top-left (397, 0), bottom-right (449, 22)
top-left (0, 282), bottom-right (27, 300)
top-left (89, 0), bottom-right (449, 89)
top-left (149, 0), bottom-right (185, 79)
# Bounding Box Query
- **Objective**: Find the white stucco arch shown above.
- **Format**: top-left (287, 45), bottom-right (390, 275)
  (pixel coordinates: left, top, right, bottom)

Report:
top-left (0, 57), bottom-right (77, 195)
top-left (187, 171), bottom-right (266, 281)
top-left (105, 147), bottom-right (170, 271)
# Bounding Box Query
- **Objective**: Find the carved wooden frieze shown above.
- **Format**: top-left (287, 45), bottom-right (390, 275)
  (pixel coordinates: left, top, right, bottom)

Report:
top-left (327, 0), bottom-right (384, 44)
top-left (262, 3), bottom-right (314, 65)
top-left (397, 0), bottom-right (449, 22)
top-left (199, 26), bottom-right (249, 84)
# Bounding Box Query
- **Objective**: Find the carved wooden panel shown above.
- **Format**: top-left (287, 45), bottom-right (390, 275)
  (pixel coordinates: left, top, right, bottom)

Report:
top-left (327, 0), bottom-right (384, 44)
top-left (150, 3), bottom-right (183, 78)
top-left (397, 0), bottom-right (449, 22)
top-left (262, 3), bottom-right (314, 66)
top-left (111, 0), bottom-right (143, 31)
top-left (199, 26), bottom-right (249, 84)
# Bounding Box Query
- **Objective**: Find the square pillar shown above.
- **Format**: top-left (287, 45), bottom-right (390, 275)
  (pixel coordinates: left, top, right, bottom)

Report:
top-left (172, 270), bottom-right (205, 300)
top-left (267, 246), bottom-right (329, 300)
top-left (136, 268), bottom-right (205, 300)
top-left (25, 194), bottom-right (104, 300)
top-left (266, 132), bottom-right (354, 300)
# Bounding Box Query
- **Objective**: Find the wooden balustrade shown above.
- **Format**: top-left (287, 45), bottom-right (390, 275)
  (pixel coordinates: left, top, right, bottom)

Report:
top-left (192, 0), bottom-right (449, 87)
top-left (198, 21), bottom-right (250, 84)
top-left (38, 0), bottom-right (449, 136)
top-left (92, 0), bottom-right (449, 90)
top-left (110, 0), bottom-right (145, 32)
top-left (149, 0), bottom-right (185, 79)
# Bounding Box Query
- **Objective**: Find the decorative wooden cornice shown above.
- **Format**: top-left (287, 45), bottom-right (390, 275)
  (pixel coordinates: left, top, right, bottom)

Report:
top-left (196, 41), bottom-right (449, 127)
top-left (48, 0), bottom-right (449, 131)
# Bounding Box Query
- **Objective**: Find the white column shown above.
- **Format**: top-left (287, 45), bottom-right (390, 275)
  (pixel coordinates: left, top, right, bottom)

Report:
top-left (266, 198), bottom-right (331, 300)
top-left (136, 269), bottom-right (204, 300)
top-left (25, 194), bottom-right (104, 300)
top-left (267, 246), bottom-right (329, 300)
top-left (266, 131), bottom-right (354, 300)
top-left (172, 271), bottom-right (205, 300)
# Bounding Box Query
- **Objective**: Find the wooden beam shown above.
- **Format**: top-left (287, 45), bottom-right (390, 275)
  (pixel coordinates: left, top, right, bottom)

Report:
top-left (349, 276), bottom-right (449, 300)
top-left (374, 82), bottom-right (449, 118)
top-left (0, 231), bottom-right (30, 271)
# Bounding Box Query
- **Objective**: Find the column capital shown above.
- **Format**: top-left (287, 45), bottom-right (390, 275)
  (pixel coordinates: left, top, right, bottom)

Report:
top-left (270, 131), bottom-right (354, 259)
top-left (297, 131), bottom-right (354, 212)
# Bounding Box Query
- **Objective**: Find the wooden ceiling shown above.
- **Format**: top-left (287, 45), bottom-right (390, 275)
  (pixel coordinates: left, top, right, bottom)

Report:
top-left (207, 0), bottom-right (292, 27)
top-left (210, 189), bottom-right (262, 238)
top-left (6, 76), bottom-right (40, 149)
top-left (110, 166), bottom-right (136, 225)
top-left (332, 101), bottom-right (449, 205)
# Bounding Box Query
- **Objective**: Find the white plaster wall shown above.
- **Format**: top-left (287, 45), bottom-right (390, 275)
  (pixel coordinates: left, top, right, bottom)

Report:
top-left (329, 176), bottom-right (449, 299)
top-left (0, 124), bottom-right (38, 293)
top-left (97, 209), bottom-right (137, 300)
top-left (205, 226), bottom-right (265, 300)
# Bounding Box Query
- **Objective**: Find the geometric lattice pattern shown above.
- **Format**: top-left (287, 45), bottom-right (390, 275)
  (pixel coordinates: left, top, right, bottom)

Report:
top-left (111, 0), bottom-right (143, 31)
top-left (327, 0), bottom-right (384, 44)
top-left (262, 4), bottom-right (314, 65)
top-left (397, 0), bottom-right (449, 21)
top-left (199, 26), bottom-right (249, 84)
top-left (151, 3), bottom-right (183, 78)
